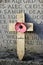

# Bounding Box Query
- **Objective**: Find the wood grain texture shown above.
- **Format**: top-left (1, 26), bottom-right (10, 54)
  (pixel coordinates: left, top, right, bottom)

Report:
top-left (17, 13), bottom-right (25, 60)
top-left (9, 23), bottom-right (16, 31)
top-left (17, 39), bottom-right (25, 60)
top-left (26, 23), bottom-right (33, 31)
top-left (17, 13), bottom-right (25, 23)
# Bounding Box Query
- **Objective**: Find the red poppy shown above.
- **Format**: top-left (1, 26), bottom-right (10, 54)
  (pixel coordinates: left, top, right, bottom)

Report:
top-left (15, 22), bottom-right (27, 33)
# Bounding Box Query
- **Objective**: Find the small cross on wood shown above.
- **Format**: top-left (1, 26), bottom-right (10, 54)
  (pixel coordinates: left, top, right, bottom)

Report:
top-left (9, 13), bottom-right (33, 60)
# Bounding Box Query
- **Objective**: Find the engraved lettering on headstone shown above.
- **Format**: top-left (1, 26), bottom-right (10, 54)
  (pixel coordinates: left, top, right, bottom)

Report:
top-left (0, 15), bottom-right (2, 19)
top-left (4, 0), bottom-right (11, 3)
top-left (39, 0), bottom-right (43, 3)
top-left (0, 0), bottom-right (2, 3)
top-left (25, 4), bottom-right (32, 9)
top-left (12, 0), bottom-right (22, 3)
top-left (23, 0), bottom-right (36, 3)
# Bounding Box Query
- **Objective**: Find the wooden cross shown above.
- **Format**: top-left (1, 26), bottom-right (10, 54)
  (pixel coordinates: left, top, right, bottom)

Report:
top-left (9, 13), bottom-right (33, 60)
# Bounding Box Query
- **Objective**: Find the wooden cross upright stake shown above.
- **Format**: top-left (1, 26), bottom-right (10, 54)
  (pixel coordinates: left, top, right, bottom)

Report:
top-left (9, 13), bottom-right (33, 60)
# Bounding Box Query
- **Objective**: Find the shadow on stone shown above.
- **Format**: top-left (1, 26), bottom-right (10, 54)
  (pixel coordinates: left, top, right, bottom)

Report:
top-left (25, 13), bottom-right (43, 40)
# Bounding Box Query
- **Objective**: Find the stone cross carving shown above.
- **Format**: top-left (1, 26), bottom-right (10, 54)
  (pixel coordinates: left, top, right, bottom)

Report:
top-left (9, 13), bottom-right (33, 60)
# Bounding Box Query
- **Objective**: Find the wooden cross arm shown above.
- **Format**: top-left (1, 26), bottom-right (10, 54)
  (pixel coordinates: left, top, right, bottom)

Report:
top-left (9, 23), bottom-right (33, 32)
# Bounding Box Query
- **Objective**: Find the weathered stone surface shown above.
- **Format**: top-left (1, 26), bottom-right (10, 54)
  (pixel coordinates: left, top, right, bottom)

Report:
top-left (0, 0), bottom-right (43, 64)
